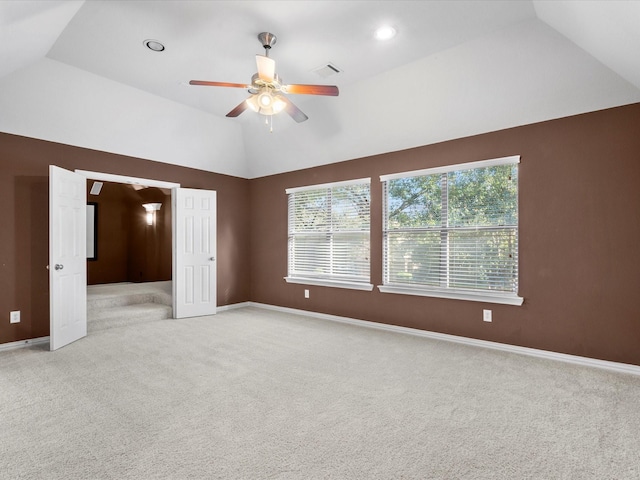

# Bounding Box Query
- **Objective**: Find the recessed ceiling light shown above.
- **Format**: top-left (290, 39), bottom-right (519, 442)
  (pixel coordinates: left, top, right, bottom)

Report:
top-left (144, 39), bottom-right (165, 52)
top-left (374, 25), bottom-right (397, 41)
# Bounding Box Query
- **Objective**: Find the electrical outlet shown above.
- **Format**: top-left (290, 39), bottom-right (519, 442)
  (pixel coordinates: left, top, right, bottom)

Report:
top-left (304, 289), bottom-right (310, 299)
top-left (10, 311), bottom-right (20, 324)
top-left (483, 309), bottom-right (492, 322)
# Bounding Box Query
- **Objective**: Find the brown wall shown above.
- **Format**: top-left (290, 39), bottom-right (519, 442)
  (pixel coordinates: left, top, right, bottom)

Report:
top-left (125, 186), bottom-right (172, 284)
top-left (87, 182), bottom-right (130, 285)
top-left (2, 104), bottom-right (639, 366)
top-left (0, 133), bottom-right (250, 345)
top-left (249, 103), bottom-right (640, 366)
top-left (86, 182), bottom-right (172, 285)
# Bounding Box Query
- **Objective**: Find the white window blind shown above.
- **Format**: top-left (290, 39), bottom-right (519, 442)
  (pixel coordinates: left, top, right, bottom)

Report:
top-left (381, 156), bottom-right (521, 303)
top-left (286, 179), bottom-right (371, 289)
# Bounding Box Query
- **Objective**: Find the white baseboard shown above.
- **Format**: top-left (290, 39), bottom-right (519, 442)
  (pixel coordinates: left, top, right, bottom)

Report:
top-left (0, 336), bottom-right (50, 352)
top-left (7, 305), bottom-right (639, 378)
top-left (1, 304), bottom-right (252, 351)
top-left (217, 302), bottom-right (252, 313)
top-left (247, 302), bottom-right (640, 377)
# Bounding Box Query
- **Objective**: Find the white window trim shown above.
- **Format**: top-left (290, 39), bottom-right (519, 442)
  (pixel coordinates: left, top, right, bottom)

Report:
top-left (285, 177), bottom-right (371, 194)
top-left (380, 155), bottom-right (520, 182)
top-left (378, 285), bottom-right (524, 306)
top-left (285, 277), bottom-right (374, 291)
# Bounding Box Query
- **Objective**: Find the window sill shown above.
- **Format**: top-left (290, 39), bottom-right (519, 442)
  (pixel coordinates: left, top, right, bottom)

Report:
top-left (285, 277), bottom-right (374, 291)
top-left (377, 285), bottom-right (524, 306)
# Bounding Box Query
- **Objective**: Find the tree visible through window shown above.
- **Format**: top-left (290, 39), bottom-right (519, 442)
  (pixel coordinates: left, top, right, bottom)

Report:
top-left (287, 179), bottom-right (371, 287)
top-left (382, 157), bottom-right (519, 296)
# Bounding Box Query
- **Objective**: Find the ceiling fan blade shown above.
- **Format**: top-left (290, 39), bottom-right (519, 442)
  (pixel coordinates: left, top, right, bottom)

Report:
top-left (279, 96), bottom-right (308, 123)
top-left (226, 98), bottom-right (251, 118)
top-left (256, 55), bottom-right (275, 83)
top-left (283, 84), bottom-right (339, 96)
top-left (189, 80), bottom-right (250, 88)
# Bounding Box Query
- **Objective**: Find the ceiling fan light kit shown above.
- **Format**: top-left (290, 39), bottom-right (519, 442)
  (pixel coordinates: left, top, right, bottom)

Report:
top-left (246, 90), bottom-right (286, 115)
top-left (188, 32), bottom-right (339, 127)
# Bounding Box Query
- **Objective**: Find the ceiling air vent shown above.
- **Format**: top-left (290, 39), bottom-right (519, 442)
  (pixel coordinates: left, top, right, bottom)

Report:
top-left (89, 181), bottom-right (103, 196)
top-left (312, 63), bottom-right (342, 78)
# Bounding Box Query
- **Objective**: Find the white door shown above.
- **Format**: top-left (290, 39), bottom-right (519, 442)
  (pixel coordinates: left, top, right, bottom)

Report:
top-left (173, 188), bottom-right (217, 318)
top-left (49, 165), bottom-right (87, 350)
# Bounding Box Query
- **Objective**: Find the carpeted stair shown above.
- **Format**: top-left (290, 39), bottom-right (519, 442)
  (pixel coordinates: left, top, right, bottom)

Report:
top-left (87, 281), bottom-right (173, 332)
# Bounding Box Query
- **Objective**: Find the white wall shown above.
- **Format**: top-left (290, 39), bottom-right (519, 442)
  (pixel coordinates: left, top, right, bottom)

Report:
top-left (243, 19), bottom-right (640, 178)
top-left (1, 17), bottom-right (639, 180)
top-left (0, 58), bottom-right (249, 178)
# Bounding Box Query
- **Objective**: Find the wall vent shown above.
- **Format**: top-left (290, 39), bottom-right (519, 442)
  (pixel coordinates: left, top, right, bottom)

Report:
top-left (89, 181), bottom-right (103, 195)
top-left (312, 63), bottom-right (342, 78)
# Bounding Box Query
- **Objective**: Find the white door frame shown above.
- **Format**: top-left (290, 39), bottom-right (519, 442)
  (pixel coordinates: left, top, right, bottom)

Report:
top-left (75, 170), bottom-right (180, 191)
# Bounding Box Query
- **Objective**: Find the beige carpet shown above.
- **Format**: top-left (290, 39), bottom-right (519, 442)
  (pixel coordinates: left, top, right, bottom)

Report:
top-left (1, 307), bottom-right (640, 479)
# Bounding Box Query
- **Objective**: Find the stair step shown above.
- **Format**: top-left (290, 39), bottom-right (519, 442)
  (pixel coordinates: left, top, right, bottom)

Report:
top-left (87, 282), bottom-right (173, 312)
top-left (88, 292), bottom-right (157, 312)
top-left (88, 303), bottom-right (173, 332)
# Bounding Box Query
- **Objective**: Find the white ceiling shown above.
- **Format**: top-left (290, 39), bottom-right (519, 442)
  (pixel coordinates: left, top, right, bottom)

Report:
top-left (1, 1), bottom-right (639, 179)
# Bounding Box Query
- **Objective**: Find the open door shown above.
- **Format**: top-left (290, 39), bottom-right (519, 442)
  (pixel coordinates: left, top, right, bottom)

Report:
top-left (173, 188), bottom-right (217, 318)
top-left (49, 166), bottom-right (87, 350)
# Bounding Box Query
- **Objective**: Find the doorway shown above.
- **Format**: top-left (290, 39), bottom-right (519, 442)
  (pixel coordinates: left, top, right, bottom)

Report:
top-left (79, 170), bottom-right (179, 335)
top-left (84, 176), bottom-right (174, 332)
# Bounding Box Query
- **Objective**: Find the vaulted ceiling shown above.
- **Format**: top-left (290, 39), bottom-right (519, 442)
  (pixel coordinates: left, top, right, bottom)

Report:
top-left (1, 1), bottom-right (639, 179)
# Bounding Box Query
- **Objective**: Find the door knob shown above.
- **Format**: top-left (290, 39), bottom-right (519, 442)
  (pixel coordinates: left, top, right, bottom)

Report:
top-left (209, 257), bottom-right (215, 261)
top-left (55, 264), bottom-right (64, 270)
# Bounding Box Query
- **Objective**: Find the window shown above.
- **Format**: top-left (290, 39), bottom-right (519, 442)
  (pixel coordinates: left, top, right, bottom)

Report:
top-left (286, 178), bottom-right (372, 290)
top-left (380, 156), bottom-right (522, 305)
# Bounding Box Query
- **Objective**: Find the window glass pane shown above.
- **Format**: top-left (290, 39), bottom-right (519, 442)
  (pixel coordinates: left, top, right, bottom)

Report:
top-left (386, 231), bottom-right (442, 286)
top-left (331, 232), bottom-right (370, 279)
top-left (289, 235), bottom-right (330, 276)
top-left (448, 229), bottom-right (518, 292)
top-left (448, 165), bottom-right (518, 227)
top-left (387, 176), bottom-right (442, 229)
top-left (332, 184), bottom-right (370, 231)
top-left (290, 190), bottom-right (329, 232)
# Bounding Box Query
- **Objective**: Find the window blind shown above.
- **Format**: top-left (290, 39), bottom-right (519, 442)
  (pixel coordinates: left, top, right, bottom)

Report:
top-left (382, 157), bottom-right (519, 296)
top-left (287, 179), bottom-right (370, 285)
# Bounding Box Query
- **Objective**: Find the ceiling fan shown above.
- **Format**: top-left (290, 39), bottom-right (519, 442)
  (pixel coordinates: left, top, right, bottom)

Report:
top-left (189, 32), bottom-right (339, 123)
